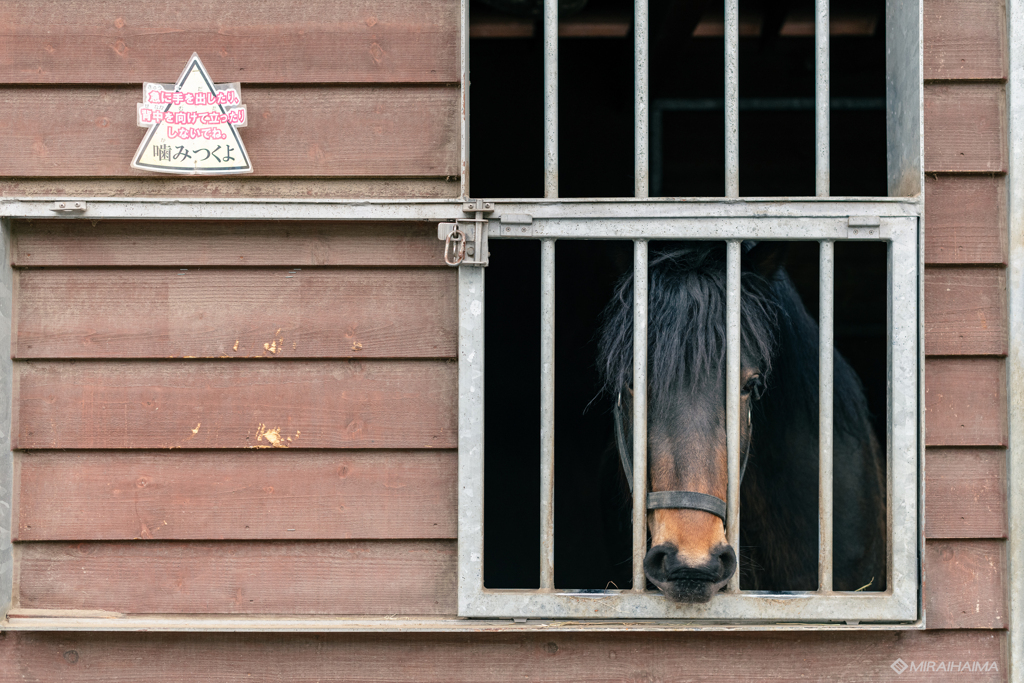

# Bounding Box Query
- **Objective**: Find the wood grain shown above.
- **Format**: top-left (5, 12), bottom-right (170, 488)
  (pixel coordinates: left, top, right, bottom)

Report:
top-left (14, 360), bottom-right (457, 450)
top-left (17, 540), bottom-right (456, 614)
top-left (925, 540), bottom-right (1006, 629)
top-left (15, 268), bottom-right (456, 359)
top-left (0, 0), bottom-right (458, 84)
top-left (0, 630), bottom-right (1005, 681)
top-left (924, 174), bottom-right (1007, 264)
top-left (0, 177), bottom-right (460, 198)
top-left (924, 0), bottom-right (1007, 80)
top-left (925, 358), bottom-right (1007, 446)
top-left (16, 450), bottom-right (456, 541)
top-left (0, 86), bottom-right (459, 177)
top-left (13, 221), bottom-right (446, 267)
top-left (924, 84), bottom-right (1006, 173)
top-left (924, 267), bottom-right (1007, 356)
top-left (925, 448), bottom-right (1006, 539)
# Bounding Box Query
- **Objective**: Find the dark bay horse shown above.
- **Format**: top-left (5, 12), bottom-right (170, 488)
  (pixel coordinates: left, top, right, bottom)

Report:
top-left (596, 241), bottom-right (885, 602)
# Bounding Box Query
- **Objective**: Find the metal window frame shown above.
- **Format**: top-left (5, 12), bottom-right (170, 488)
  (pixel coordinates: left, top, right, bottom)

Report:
top-left (456, 0), bottom-right (924, 625)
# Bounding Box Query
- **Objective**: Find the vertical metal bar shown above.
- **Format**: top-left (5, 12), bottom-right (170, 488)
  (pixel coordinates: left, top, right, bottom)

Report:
top-left (1007, 0), bottom-right (1024, 669)
top-left (632, 239), bottom-right (649, 592)
top-left (815, 0), bottom-right (829, 197)
top-left (819, 240), bottom-right (835, 593)
top-left (724, 0), bottom-right (739, 197)
top-left (725, 240), bottom-right (741, 592)
top-left (459, 0), bottom-right (470, 198)
top-left (635, 0), bottom-right (649, 198)
top-left (540, 238), bottom-right (556, 589)
top-left (544, 0), bottom-right (558, 198)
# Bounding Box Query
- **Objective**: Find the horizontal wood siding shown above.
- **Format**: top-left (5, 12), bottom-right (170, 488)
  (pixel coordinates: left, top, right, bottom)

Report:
top-left (0, 86), bottom-right (459, 177)
top-left (924, 358), bottom-right (1007, 446)
top-left (12, 220), bottom-right (446, 267)
top-left (924, 0), bottom-right (1007, 80)
top-left (15, 268), bottom-right (457, 359)
top-left (923, 267), bottom-right (1007, 355)
top-left (0, 0), bottom-right (459, 84)
top-left (14, 360), bottom-right (457, 450)
top-left (0, 630), bottom-right (1006, 682)
top-left (925, 449), bottom-right (1007, 539)
top-left (924, 175), bottom-right (1007, 264)
top-left (17, 540), bottom-right (456, 614)
top-left (16, 450), bottom-right (457, 541)
top-left (924, 540), bottom-right (1007, 629)
top-left (924, 83), bottom-right (1006, 173)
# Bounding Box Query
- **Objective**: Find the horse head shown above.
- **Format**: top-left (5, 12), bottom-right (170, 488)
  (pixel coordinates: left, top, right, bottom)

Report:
top-left (598, 241), bottom-right (785, 603)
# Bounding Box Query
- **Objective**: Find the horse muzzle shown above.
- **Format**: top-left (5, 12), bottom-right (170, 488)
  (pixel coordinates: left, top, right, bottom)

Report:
top-left (643, 542), bottom-right (737, 603)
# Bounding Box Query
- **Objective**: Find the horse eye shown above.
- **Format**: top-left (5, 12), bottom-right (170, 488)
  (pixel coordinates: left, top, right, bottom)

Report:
top-left (742, 375), bottom-right (764, 401)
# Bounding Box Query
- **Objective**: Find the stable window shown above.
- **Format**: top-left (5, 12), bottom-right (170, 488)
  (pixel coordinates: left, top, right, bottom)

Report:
top-left (455, 0), bottom-right (921, 623)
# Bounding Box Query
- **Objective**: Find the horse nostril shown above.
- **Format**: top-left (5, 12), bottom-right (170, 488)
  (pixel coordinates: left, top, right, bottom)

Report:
top-left (643, 543), bottom-right (678, 583)
top-left (714, 544), bottom-right (737, 582)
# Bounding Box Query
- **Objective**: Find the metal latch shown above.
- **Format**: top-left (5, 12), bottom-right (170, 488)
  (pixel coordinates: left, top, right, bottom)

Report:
top-left (847, 215), bottom-right (881, 239)
top-left (51, 201), bottom-right (87, 213)
top-left (438, 199), bottom-right (493, 266)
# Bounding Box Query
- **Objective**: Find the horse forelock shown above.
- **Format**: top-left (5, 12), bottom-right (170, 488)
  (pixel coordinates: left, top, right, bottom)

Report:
top-left (596, 243), bottom-right (779, 404)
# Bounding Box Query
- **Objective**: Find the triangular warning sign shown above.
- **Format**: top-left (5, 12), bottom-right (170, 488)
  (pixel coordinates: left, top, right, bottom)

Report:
top-left (132, 53), bottom-right (252, 175)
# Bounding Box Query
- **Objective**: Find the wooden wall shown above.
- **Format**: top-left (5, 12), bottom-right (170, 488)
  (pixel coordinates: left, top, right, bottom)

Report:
top-left (922, 0), bottom-right (1009, 641)
top-left (0, 0), bottom-right (1015, 679)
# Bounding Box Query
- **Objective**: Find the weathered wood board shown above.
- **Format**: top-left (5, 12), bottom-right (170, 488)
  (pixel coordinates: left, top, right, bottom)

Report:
top-left (924, 0), bottom-right (1007, 80)
top-left (17, 540), bottom-right (457, 614)
top-left (924, 175), bottom-right (1007, 265)
top-left (13, 221), bottom-right (447, 268)
top-left (16, 268), bottom-right (456, 359)
top-left (0, 0), bottom-right (459, 84)
top-left (925, 448), bottom-right (1007, 539)
top-left (924, 267), bottom-right (1007, 356)
top-left (14, 360), bottom-right (457, 450)
top-left (925, 540), bottom-right (1006, 629)
top-left (924, 84), bottom-right (1006, 173)
top-left (16, 450), bottom-right (457, 541)
top-left (924, 358), bottom-right (1007, 446)
top-left (0, 86), bottom-right (459, 177)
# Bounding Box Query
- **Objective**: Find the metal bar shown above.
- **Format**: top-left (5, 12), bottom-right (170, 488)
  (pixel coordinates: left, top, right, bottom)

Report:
top-left (540, 238), bottom-right (556, 590)
top-left (815, 0), bottom-right (829, 197)
top-left (653, 97), bottom-right (885, 112)
top-left (724, 0), bottom-right (739, 197)
top-left (544, 0), bottom-right (558, 198)
top-left (460, 0), bottom-right (470, 198)
top-left (725, 240), bottom-right (741, 592)
top-left (632, 239), bottom-right (649, 592)
top-left (635, 0), bottom-right (649, 198)
top-left (1007, 0), bottom-right (1024, 670)
top-left (818, 240), bottom-right (835, 593)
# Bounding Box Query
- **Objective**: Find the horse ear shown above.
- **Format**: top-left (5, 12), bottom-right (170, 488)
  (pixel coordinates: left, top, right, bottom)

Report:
top-left (743, 241), bottom-right (788, 279)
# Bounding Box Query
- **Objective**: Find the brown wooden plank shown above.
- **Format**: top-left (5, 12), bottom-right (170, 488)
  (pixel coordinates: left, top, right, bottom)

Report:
top-left (925, 448), bottom-right (1007, 539)
top-left (16, 450), bottom-right (456, 541)
top-left (924, 83), bottom-right (1006, 173)
top-left (0, 86), bottom-right (459, 177)
top-left (924, 0), bottom-right (1007, 81)
top-left (0, 177), bottom-right (460, 198)
top-left (16, 268), bottom-right (456, 359)
top-left (925, 357), bottom-right (1007, 446)
top-left (925, 539), bottom-right (1006, 629)
top-left (0, 630), bottom-right (1006, 681)
top-left (14, 360), bottom-right (456, 450)
top-left (17, 540), bottom-right (456, 614)
top-left (924, 174), bottom-right (1007, 264)
top-left (0, 0), bottom-right (459, 84)
top-left (924, 266), bottom-right (1007, 356)
top-left (13, 221), bottom-right (446, 267)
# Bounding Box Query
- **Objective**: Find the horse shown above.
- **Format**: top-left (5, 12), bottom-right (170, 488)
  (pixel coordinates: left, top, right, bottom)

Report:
top-left (595, 241), bottom-right (885, 603)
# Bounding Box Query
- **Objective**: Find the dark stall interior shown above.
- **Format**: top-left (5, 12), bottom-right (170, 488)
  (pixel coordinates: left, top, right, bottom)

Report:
top-left (472, 0), bottom-right (889, 590)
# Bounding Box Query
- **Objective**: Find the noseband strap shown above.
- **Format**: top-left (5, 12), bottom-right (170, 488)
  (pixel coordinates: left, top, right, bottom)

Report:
top-left (646, 490), bottom-right (727, 521)
top-left (614, 391), bottom-right (752, 523)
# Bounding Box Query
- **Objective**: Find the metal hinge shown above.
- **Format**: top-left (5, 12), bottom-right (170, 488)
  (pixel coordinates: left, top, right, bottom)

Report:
top-left (847, 215), bottom-right (881, 239)
top-left (438, 199), bottom-right (493, 266)
top-left (50, 200), bottom-right (87, 213)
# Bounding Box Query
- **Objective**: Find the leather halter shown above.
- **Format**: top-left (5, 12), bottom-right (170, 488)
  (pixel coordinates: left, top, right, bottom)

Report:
top-left (613, 392), bottom-right (752, 523)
